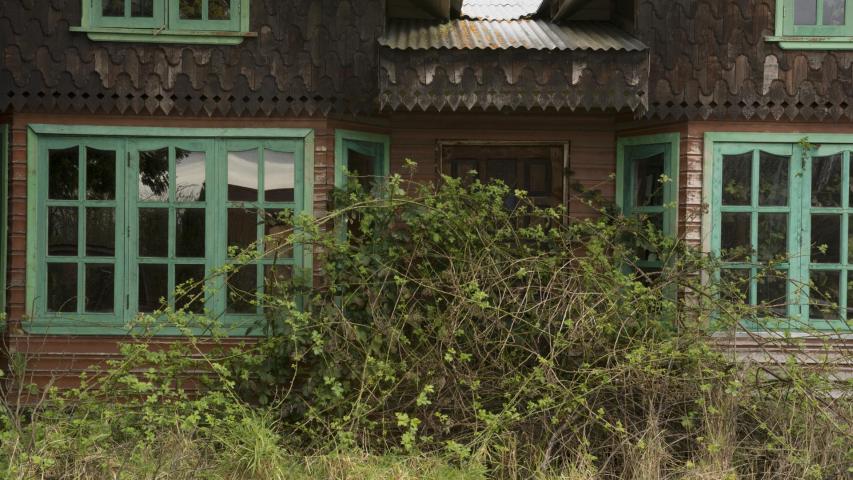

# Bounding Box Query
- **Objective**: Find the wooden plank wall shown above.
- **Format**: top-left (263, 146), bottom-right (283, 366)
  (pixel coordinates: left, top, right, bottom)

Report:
top-left (386, 112), bottom-right (619, 220)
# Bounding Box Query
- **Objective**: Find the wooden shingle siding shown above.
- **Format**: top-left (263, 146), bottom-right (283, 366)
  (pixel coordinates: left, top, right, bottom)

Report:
top-left (0, 0), bottom-right (384, 117)
top-left (640, 0), bottom-right (853, 121)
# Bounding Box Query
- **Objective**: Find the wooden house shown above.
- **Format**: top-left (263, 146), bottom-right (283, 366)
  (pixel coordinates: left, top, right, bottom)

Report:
top-left (1, 0), bottom-right (851, 388)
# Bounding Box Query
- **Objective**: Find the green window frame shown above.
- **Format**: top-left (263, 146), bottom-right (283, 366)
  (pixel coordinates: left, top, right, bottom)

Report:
top-left (26, 125), bottom-right (314, 335)
top-left (72, 0), bottom-right (254, 45)
top-left (706, 132), bottom-right (853, 332)
top-left (334, 130), bottom-right (391, 189)
top-left (616, 133), bottom-right (681, 271)
top-left (768, 0), bottom-right (853, 49)
top-left (1, 124), bottom-right (8, 318)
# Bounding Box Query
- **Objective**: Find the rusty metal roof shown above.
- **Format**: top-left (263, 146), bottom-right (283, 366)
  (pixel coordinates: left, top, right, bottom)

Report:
top-left (380, 19), bottom-right (647, 51)
top-left (460, 0), bottom-right (543, 20)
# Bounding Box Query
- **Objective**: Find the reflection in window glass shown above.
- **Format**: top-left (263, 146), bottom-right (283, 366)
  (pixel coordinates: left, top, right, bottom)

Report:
top-left (228, 208), bottom-right (258, 252)
top-left (795, 0), bottom-right (818, 24)
top-left (139, 208), bottom-right (169, 257)
top-left (175, 149), bottom-right (206, 202)
top-left (48, 207), bottom-right (78, 256)
top-left (632, 153), bottom-right (665, 207)
top-left (49, 147), bottom-right (79, 200)
top-left (139, 148), bottom-right (169, 201)
top-left (180, 0), bottom-right (203, 19)
top-left (138, 264), bottom-right (168, 312)
top-left (228, 149), bottom-right (259, 201)
top-left (758, 152), bottom-right (788, 206)
top-left (824, 0), bottom-right (846, 25)
top-left (176, 208), bottom-right (205, 258)
top-left (131, 0), bottom-right (154, 17)
top-left (85, 264), bottom-right (114, 313)
top-left (86, 148), bottom-right (116, 200)
top-left (721, 212), bottom-right (751, 261)
top-left (812, 154), bottom-right (842, 207)
top-left (757, 213), bottom-right (788, 262)
top-left (47, 263), bottom-right (77, 312)
top-left (722, 152), bottom-right (752, 205)
top-left (209, 0), bottom-right (231, 19)
top-left (264, 150), bottom-right (295, 202)
top-left (86, 208), bottom-right (116, 257)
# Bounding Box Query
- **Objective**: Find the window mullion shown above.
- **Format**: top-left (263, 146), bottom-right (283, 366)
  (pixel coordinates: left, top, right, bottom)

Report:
top-left (797, 145), bottom-right (810, 327)
top-left (841, 151), bottom-right (850, 319)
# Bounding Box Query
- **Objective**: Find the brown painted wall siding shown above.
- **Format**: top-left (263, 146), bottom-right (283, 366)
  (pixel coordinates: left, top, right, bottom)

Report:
top-left (386, 112), bottom-right (619, 219)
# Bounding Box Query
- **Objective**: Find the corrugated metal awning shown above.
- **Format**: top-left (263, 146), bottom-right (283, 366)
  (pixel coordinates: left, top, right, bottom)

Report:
top-left (380, 19), bottom-right (647, 52)
top-left (460, 0), bottom-right (543, 20)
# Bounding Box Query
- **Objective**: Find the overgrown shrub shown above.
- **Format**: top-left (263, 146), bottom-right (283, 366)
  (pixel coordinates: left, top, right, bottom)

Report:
top-left (1, 166), bottom-right (851, 479)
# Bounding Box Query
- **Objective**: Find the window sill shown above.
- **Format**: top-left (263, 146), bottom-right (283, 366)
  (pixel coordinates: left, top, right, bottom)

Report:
top-left (70, 26), bottom-right (257, 45)
top-left (765, 35), bottom-right (853, 50)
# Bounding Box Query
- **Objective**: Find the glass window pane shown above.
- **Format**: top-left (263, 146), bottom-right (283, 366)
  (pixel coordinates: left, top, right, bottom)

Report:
top-left (139, 208), bottom-right (168, 257)
top-left (265, 264), bottom-right (293, 293)
top-left (486, 159), bottom-right (519, 189)
top-left (175, 264), bottom-right (205, 313)
top-left (757, 213), bottom-right (788, 262)
top-left (131, 0), bottom-right (153, 17)
top-left (176, 208), bottom-right (205, 258)
top-left (139, 148), bottom-right (169, 201)
top-left (228, 265), bottom-right (257, 314)
top-left (722, 152), bottom-right (751, 205)
top-left (264, 150), bottom-right (295, 202)
top-left (138, 264), bottom-right (168, 312)
top-left (86, 147), bottom-right (116, 200)
top-left (48, 207), bottom-right (78, 256)
top-left (86, 208), bottom-right (115, 257)
top-left (632, 152), bottom-right (665, 207)
top-left (811, 214), bottom-right (841, 263)
top-left (228, 149), bottom-right (259, 201)
top-left (721, 212), bottom-right (751, 261)
top-left (759, 152), bottom-right (788, 206)
top-left (810, 270), bottom-right (840, 320)
top-left (228, 208), bottom-right (259, 253)
top-left (47, 263), bottom-right (77, 312)
top-left (811, 154), bottom-right (842, 207)
top-left (175, 149), bottom-right (206, 202)
top-left (526, 160), bottom-right (550, 196)
top-left (209, 0), bottom-right (231, 19)
top-left (49, 147), bottom-right (79, 200)
top-left (85, 264), bottom-right (114, 313)
top-left (635, 213), bottom-right (663, 262)
top-left (757, 270), bottom-right (787, 317)
top-left (824, 0), bottom-right (845, 24)
top-left (179, 0), bottom-right (202, 19)
top-left (264, 210), bottom-right (293, 259)
top-left (721, 268), bottom-right (751, 305)
top-left (795, 0), bottom-right (818, 24)
top-left (102, 0), bottom-right (124, 17)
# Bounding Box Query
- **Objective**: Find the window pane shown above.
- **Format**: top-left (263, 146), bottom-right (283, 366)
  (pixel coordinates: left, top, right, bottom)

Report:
top-left (526, 160), bottom-right (550, 196)
top-left (264, 150), bottom-right (295, 202)
top-left (49, 147), bottom-right (79, 200)
top-left (131, 0), bottom-right (153, 17)
top-left (209, 0), bottom-right (231, 19)
top-left (633, 153), bottom-right (665, 207)
top-left (86, 207), bottom-right (115, 257)
top-left (138, 264), bottom-right (168, 312)
top-left (47, 263), bottom-right (77, 312)
top-left (85, 264), bottom-right (114, 313)
top-left (179, 0), bottom-right (203, 19)
top-left (810, 270), bottom-right (840, 320)
top-left (757, 270), bottom-right (787, 317)
top-left (102, 0), bottom-right (124, 17)
top-left (721, 212), bottom-right (751, 261)
top-left (720, 268), bottom-right (751, 305)
top-left (228, 149), bottom-right (259, 201)
top-left (265, 264), bottom-right (293, 293)
top-left (824, 0), bottom-right (845, 24)
top-left (759, 152), bottom-right (788, 206)
top-left (228, 265), bottom-right (257, 314)
top-left (722, 152), bottom-right (751, 205)
top-left (139, 208), bottom-right (168, 257)
top-left (486, 159), bottom-right (519, 189)
top-left (635, 213), bottom-right (663, 262)
top-left (795, 0), bottom-right (818, 24)
top-left (176, 208), bottom-right (205, 258)
top-left (175, 149), bottom-right (206, 202)
top-left (757, 213), bottom-right (788, 262)
top-left (139, 148), bottom-right (169, 201)
top-left (86, 147), bottom-right (116, 200)
top-left (228, 208), bottom-right (258, 252)
top-left (264, 210), bottom-right (293, 259)
top-left (811, 214), bottom-right (841, 263)
top-left (48, 207), bottom-right (78, 256)
top-left (175, 264), bottom-right (205, 313)
top-left (811, 154), bottom-right (842, 207)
